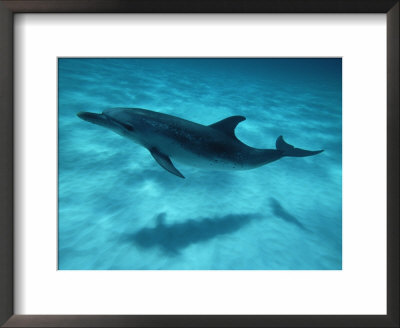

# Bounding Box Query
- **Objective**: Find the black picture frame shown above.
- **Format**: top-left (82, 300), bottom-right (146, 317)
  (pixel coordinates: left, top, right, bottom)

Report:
top-left (0, 1), bottom-right (398, 327)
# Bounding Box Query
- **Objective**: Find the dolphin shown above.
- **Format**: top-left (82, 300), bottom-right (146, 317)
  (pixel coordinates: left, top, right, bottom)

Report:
top-left (77, 108), bottom-right (323, 178)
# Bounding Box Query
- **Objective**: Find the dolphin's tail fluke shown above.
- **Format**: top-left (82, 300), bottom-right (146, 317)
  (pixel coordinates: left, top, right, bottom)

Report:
top-left (276, 136), bottom-right (324, 157)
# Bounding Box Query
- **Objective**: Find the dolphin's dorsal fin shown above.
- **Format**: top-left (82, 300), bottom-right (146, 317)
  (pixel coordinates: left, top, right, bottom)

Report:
top-left (149, 148), bottom-right (185, 178)
top-left (209, 116), bottom-right (246, 138)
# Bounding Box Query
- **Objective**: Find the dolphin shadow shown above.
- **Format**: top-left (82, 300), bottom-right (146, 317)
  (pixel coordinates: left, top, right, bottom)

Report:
top-left (269, 198), bottom-right (311, 232)
top-left (123, 212), bottom-right (261, 255)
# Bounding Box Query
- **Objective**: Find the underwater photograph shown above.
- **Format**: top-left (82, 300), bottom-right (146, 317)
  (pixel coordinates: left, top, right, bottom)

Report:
top-left (58, 58), bottom-right (342, 270)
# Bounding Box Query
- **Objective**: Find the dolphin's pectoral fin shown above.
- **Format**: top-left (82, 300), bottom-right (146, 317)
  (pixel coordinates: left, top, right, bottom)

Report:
top-left (209, 116), bottom-right (246, 139)
top-left (149, 148), bottom-right (185, 179)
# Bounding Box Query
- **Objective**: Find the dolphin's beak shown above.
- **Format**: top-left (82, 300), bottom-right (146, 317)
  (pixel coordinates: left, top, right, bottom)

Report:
top-left (77, 111), bottom-right (109, 127)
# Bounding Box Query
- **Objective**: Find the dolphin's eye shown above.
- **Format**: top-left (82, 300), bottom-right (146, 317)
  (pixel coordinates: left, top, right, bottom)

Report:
top-left (121, 123), bottom-right (134, 131)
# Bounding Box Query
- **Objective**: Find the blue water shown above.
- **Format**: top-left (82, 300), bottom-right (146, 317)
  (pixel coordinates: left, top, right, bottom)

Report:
top-left (58, 58), bottom-right (342, 270)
